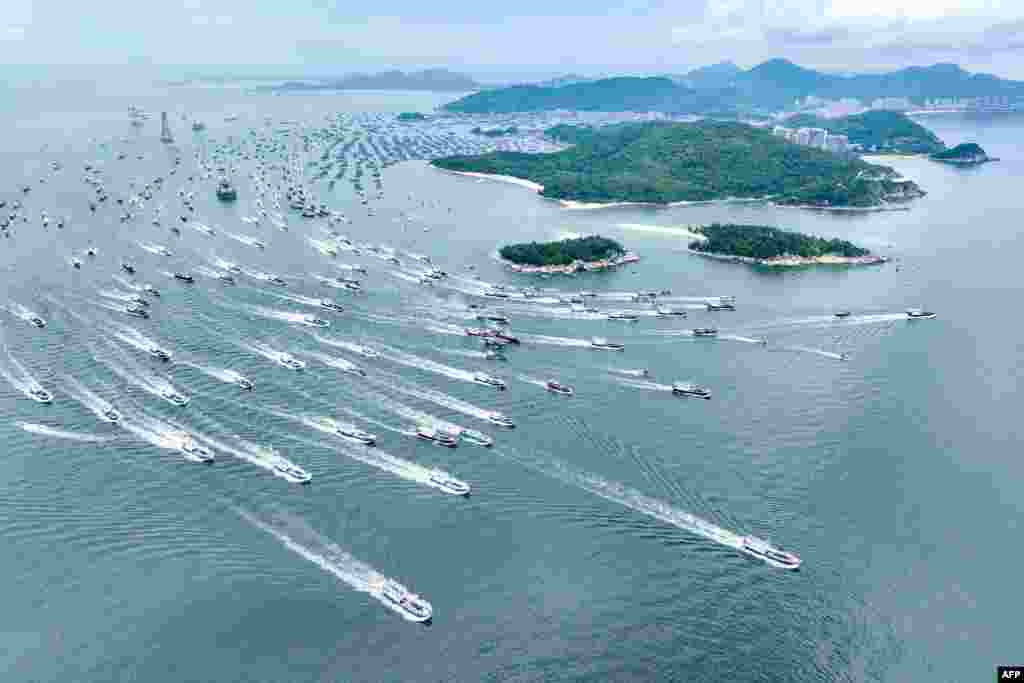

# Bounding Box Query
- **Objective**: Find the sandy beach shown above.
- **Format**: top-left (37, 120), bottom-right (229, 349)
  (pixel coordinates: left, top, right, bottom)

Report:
top-left (439, 169), bottom-right (545, 193)
top-left (687, 248), bottom-right (888, 267)
top-left (616, 223), bottom-right (707, 242)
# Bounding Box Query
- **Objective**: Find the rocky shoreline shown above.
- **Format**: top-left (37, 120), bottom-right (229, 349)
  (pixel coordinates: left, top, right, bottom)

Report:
top-left (501, 251), bottom-right (640, 274)
top-left (687, 248), bottom-right (888, 267)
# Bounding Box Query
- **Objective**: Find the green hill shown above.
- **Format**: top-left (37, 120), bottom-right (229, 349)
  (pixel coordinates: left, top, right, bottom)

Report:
top-left (690, 223), bottom-right (869, 259)
top-left (499, 236), bottom-right (624, 267)
top-left (433, 121), bottom-right (924, 208)
top-left (443, 77), bottom-right (719, 114)
top-left (783, 111), bottom-right (944, 154)
top-left (443, 59), bottom-right (1024, 114)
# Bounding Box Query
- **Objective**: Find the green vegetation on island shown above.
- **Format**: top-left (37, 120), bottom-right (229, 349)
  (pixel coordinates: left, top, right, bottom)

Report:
top-left (499, 235), bottom-right (624, 267)
top-left (783, 111), bottom-right (945, 154)
top-left (930, 142), bottom-right (993, 164)
top-left (433, 120), bottom-right (924, 208)
top-left (690, 223), bottom-right (870, 260)
top-left (397, 112), bottom-right (427, 121)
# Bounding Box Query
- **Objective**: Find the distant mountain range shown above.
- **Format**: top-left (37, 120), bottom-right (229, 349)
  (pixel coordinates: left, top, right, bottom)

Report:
top-left (277, 69), bottom-right (478, 92)
top-left (445, 59), bottom-right (1024, 114)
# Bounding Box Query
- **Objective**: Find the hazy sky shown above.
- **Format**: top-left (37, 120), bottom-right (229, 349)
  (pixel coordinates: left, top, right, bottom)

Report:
top-left (3, 0), bottom-right (1024, 78)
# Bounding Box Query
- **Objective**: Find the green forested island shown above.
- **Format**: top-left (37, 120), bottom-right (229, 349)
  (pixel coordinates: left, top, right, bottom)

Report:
top-left (690, 223), bottom-right (871, 260)
top-left (499, 235), bottom-right (625, 267)
top-left (783, 111), bottom-right (945, 154)
top-left (434, 121), bottom-right (924, 208)
top-left (930, 142), bottom-right (993, 164)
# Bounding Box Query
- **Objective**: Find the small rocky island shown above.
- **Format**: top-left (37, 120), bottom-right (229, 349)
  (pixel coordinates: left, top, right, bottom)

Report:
top-left (688, 223), bottom-right (886, 267)
top-left (499, 235), bottom-right (639, 273)
top-left (930, 142), bottom-right (995, 166)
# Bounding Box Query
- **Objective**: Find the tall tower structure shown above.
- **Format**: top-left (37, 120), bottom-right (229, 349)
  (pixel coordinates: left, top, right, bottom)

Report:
top-left (160, 112), bottom-right (174, 144)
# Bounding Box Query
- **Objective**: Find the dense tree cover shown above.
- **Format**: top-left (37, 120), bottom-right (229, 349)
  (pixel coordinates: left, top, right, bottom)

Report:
top-left (931, 142), bottom-right (989, 161)
top-left (470, 126), bottom-right (519, 137)
top-left (783, 111), bottom-right (945, 154)
top-left (690, 223), bottom-right (870, 259)
top-left (397, 112), bottom-right (427, 121)
top-left (434, 121), bottom-right (920, 207)
top-left (499, 236), bottom-right (625, 267)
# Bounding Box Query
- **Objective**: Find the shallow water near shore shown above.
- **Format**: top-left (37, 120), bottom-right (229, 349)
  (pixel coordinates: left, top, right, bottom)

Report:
top-left (0, 77), bottom-right (1021, 683)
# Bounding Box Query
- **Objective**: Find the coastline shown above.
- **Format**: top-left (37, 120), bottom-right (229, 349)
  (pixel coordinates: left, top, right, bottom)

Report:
top-left (499, 251), bottom-right (641, 274)
top-left (436, 168), bottom-right (545, 193)
top-left (687, 247), bottom-right (888, 267)
top-left (434, 166), bottom-right (916, 212)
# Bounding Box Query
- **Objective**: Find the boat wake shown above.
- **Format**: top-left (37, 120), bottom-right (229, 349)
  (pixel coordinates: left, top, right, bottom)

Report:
top-left (782, 346), bottom-right (847, 361)
top-left (608, 368), bottom-right (651, 378)
top-left (6, 301), bottom-right (42, 325)
top-left (613, 378), bottom-right (673, 392)
top-left (180, 361), bottom-right (252, 387)
top-left (0, 350), bottom-right (50, 398)
top-left (365, 370), bottom-right (495, 422)
top-left (374, 344), bottom-right (476, 383)
top-left (269, 410), bottom-right (458, 493)
top-left (495, 448), bottom-right (744, 552)
top-left (225, 231), bottom-right (265, 249)
top-left (519, 333), bottom-right (590, 348)
top-left (303, 350), bottom-right (364, 376)
top-left (234, 508), bottom-right (430, 622)
top-left (64, 376), bottom-right (119, 421)
top-left (17, 422), bottom-right (110, 443)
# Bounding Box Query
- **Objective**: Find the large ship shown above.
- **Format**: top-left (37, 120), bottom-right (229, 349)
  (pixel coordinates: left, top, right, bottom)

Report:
top-left (692, 328), bottom-right (718, 337)
top-left (428, 470), bottom-right (471, 496)
top-left (591, 337), bottom-right (624, 351)
top-left (487, 412), bottom-right (515, 428)
top-left (148, 346), bottom-right (172, 362)
top-left (459, 429), bottom-right (494, 447)
top-left (740, 536), bottom-right (801, 570)
top-left (672, 382), bottom-right (711, 399)
top-left (380, 581), bottom-right (433, 623)
top-left (906, 308), bottom-right (936, 320)
top-left (336, 425), bottom-right (376, 445)
top-left (273, 458), bottom-right (311, 484)
top-left (161, 390), bottom-right (190, 407)
top-left (28, 387), bottom-right (53, 404)
top-left (545, 380), bottom-right (574, 396)
top-left (416, 426), bottom-right (458, 448)
top-left (473, 373), bottom-right (506, 390)
top-left (216, 179), bottom-right (237, 202)
top-left (180, 437), bottom-right (215, 464)
top-left (277, 353), bottom-right (305, 370)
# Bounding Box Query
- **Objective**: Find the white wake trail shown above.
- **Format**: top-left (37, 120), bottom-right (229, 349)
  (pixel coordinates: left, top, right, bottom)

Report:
top-left (364, 370), bottom-right (495, 422)
top-left (374, 343), bottom-right (476, 383)
top-left (17, 422), bottom-right (110, 443)
top-left (234, 508), bottom-right (430, 622)
top-left (496, 449), bottom-right (745, 551)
